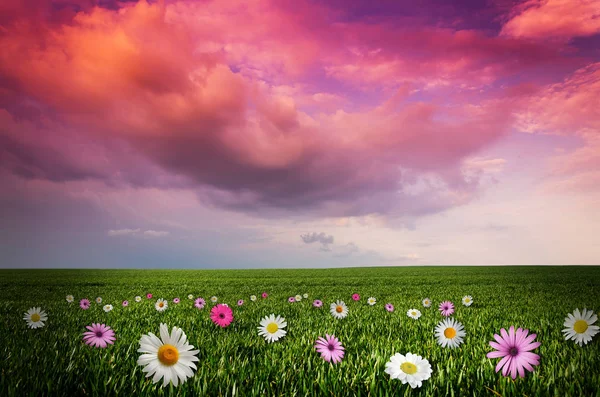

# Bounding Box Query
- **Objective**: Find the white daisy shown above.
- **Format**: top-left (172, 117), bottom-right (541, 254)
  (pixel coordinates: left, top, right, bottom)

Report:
top-left (155, 299), bottom-right (168, 312)
top-left (422, 298), bottom-right (432, 308)
top-left (95, 297), bottom-right (102, 304)
top-left (210, 296), bottom-right (218, 303)
top-left (137, 323), bottom-right (200, 388)
top-left (330, 300), bottom-right (348, 319)
top-left (103, 304), bottom-right (113, 312)
top-left (367, 297), bottom-right (376, 306)
top-left (23, 307), bottom-right (48, 329)
top-left (257, 314), bottom-right (287, 343)
top-left (407, 309), bottom-right (421, 320)
top-left (303, 293), bottom-right (309, 299)
top-left (66, 295), bottom-right (74, 303)
top-left (562, 308), bottom-right (599, 346)
top-left (135, 296), bottom-right (142, 302)
top-left (462, 295), bottom-right (473, 307)
top-left (385, 352), bottom-right (432, 389)
top-left (295, 294), bottom-right (302, 302)
top-left (435, 318), bottom-right (466, 348)
top-left (187, 294), bottom-right (194, 300)
top-left (250, 295), bottom-right (257, 302)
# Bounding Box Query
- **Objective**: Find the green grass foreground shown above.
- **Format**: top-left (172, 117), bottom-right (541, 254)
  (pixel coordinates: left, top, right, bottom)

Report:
top-left (1, 266), bottom-right (599, 396)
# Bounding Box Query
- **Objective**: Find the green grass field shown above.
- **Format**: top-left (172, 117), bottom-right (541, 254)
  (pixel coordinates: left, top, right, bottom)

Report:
top-left (1, 266), bottom-right (599, 396)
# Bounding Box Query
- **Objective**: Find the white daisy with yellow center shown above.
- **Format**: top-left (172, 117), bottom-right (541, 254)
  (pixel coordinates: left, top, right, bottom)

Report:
top-left (187, 294), bottom-right (194, 300)
top-left (385, 352), bottom-right (432, 389)
top-left (135, 296), bottom-right (142, 302)
top-left (250, 295), bottom-right (257, 302)
top-left (137, 323), bottom-right (199, 388)
top-left (295, 294), bottom-right (302, 302)
top-left (303, 293), bottom-right (309, 299)
top-left (367, 297), bottom-right (376, 306)
top-left (103, 304), bottom-right (113, 312)
top-left (462, 295), bottom-right (473, 307)
top-left (258, 314), bottom-right (287, 343)
top-left (435, 318), bottom-right (466, 348)
top-left (407, 309), bottom-right (421, 320)
top-left (95, 297), bottom-right (102, 304)
top-left (330, 300), bottom-right (348, 319)
top-left (155, 298), bottom-right (168, 312)
top-left (66, 295), bottom-right (74, 303)
top-left (23, 307), bottom-right (48, 329)
top-left (210, 296), bottom-right (218, 303)
top-left (422, 298), bottom-right (432, 308)
top-left (562, 308), bottom-right (599, 346)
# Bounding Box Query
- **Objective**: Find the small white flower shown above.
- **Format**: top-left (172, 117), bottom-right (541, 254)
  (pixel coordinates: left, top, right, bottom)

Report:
top-left (422, 298), bottom-right (432, 308)
top-left (385, 352), bottom-right (432, 389)
top-left (303, 293), bottom-right (308, 299)
top-left (250, 295), bottom-right (257, 302)
top-left (23, 307), bottom-right (48, 329)
top-left (103, 304), bottom-right (113, 312)
top-left (295, 294), bottom-right (302, 302)
top-left (407, 309), bottom-right (421, 320)
top-left (95, 297), bottom-right (102, 304)
top-left (155, 299), bottom-right (168, 312)
top-left (258, 314), bottom-right (287, 343)
top-left (188, 294), bottom-right (194, 300)
top-left (367, 297), bottom-right (376, 306)
top-left (66, 295), bottom-right (74, 303)
top-left (210, 296), bottom-right (218, 303)
top-left (135, 296), bottom-right (142, 302)
top-left (562, 308), bottom-right (599, 346)
top-left (330, 301), bottom-right (348, 319)
top-left (462, 295), bottom-right (473, 307)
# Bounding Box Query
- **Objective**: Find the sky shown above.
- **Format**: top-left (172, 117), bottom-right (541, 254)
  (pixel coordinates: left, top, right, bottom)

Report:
top-left (0, 0), bottom-right (599, 268)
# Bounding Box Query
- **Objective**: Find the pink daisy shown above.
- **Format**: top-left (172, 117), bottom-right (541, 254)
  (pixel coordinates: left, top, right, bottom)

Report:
top-left (80, 299), bottom-right (90, 310)
top-left (385, 303), bottom-right (394, 312)
top-left (173, 297), bottom-right (180, 304)
top-left (352, 293), bottom-right (360, 301)
top-left (146, 293), bottom-right (152, 299)
top-left (439, 301), bottom-right (455, 316)
top-left (487, 326), bottom-right (541, 379)
top-left (288, 297), bottom-right (295, 303)
top-left (262, 292), bottom-right (268, 298)
top-left (194, 297), bottom-right (206, 309)
top-left (315, 334), bottom-right (345, 364)
top-left (210, 304), bottom-right (233, 327)
top-left (122, 300), bottom-right (129, 307)
top-left (237, 299), bottom-right (244, 306)
top-left (313, 299), bottom-right (323, 308)
top-left (83, 323), bottom-right (116, 348)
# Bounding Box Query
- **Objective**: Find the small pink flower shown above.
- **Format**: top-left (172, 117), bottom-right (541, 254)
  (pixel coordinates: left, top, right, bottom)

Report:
top-left (315, 334), bottom-right (345, 364)
top-left (173, 298), bottom-right (180, 304)
top-left (262, 292), bottom-right (268, 298)
top-left (210, 304), bottom-right (233, 327)
top-left (385, 303), bottom-right (394, 312)
top-left (194, 297), bottom-right (206, 310)
top-left (146, 293), bottom-right (152, 299)
top-left (439, 301), bottom-right (455, 317)
top-left (487, 326), bottom-right (541, 379)
top-left (288, 297), bottom-right (295, 303)
top-left (122, 300), bottom-right (129, 307)
top-left (83, 323), bottom-right (115, 348)
top-left (80, 299), bottom-right (90, 310)
top-left (352, 294), bottom-right (360, 301)
top-left (313, 299), bottom-right (323, 308)
top-left (237, 299), bottom-right (244, 306)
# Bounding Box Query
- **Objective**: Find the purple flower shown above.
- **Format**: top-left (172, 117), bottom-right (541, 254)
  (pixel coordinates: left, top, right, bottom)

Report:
top-left (288, 297), bottom-right (295, 303)
top-left (487, 326), bottom-right (541, 379)
top-left (352, 293), bottom-right (360, 301)
top-left (122, 300), bottom-right (129, 307)
top-left (173, 298), bottom-right (180, 304)
top-left (80, 299), bottom-right (90, 310)
top-left (315, 334), bottom-right (345, 364)
top-left (83, 323), bottom-right (116, 348)
top-left (237, 299), bottom-right (244, 306)
top-left (439, 301), bottom-right (455, 317)
top-left (385, 303), bottom-right (394, 312)
top-left (194, 297), bottom-right (206, 310)
top-left (313, 299), bottom-right (323, 308)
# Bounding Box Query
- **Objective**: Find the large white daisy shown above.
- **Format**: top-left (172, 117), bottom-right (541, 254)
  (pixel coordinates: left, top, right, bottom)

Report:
top-left (367, 297), bottom-right (376, 306)
top-left (435, 318), bottom-right (466, 348)
top-left (422, 298), bottom-right (432, 308)
top-left (330, 300), bottom-right (348, 319)
top-left (137, 323), bottom-right (199, 387)
top-left (462, 295), bottom-right (473, 307)
top-left (562, 308), bottom-right (599, 346)
top-left (258, 314), bottom-right (287, 343)
top-left (23, 307), bottom-right (48, 329)
top-left (155, 299), bottom-right (168, 312)
top-left (407, 309), bottom-right (421, 320)
top-left (385, 352), bottom-right (432, 389)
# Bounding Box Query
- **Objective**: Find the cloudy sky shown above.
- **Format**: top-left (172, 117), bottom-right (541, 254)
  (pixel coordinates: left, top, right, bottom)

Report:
top-left (1, 0), bottom-right (599, 268)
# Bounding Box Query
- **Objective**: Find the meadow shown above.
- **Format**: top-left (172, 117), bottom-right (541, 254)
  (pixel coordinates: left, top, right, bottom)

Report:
top-left (1, 266), bottom-right (599, 397)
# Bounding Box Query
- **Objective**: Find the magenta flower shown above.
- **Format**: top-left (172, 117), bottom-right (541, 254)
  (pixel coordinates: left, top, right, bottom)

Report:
top-left (80, 299), bottom-right (90, 310)
top-left (210, 304), bottom-right (233, 327)
top-left (173, 297), bottom-right (180, 304)
top-left (122, 300), bottom-right (129, 307)
top-left (83, 323), bottom-right (115, 348)
top-left (487, 326), bottom-right (541, 379)
top-left (315, 334), bottom-right (345, 364)
top-left (352, 293), bottom-right (360, 301)
top-left (262, 292), bottom-right (268, 299)
top-left (288, 297), bottom-right (295, 303)
top-left (146, 293), bottom-right (152, 299)
top-left (237, 299), bottom-right (244, 306)
top-left (385, 303), bottom-right (394, 312)
top-left (313, 299), bottom-right (323, 308)
top-left (194, 297), bottom-right (206, 310)
top-left (439, 301), bottom-right (455, 316)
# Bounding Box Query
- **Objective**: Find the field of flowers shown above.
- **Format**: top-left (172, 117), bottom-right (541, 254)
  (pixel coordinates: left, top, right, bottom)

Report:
top-left (1, 266), bottom-right (600, 396)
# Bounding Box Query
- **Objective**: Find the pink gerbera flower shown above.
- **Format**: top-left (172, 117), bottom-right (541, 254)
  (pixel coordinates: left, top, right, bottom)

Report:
top-left (288, 297), bottom-right (295, 303)
top-left (487, 326), bottom-right (541, 379)
top-left (210, 304), bottom-right (233, 327)
top-left (80, 299), bottom-right (90, 310)
top-left (146, 293), bottom-right (152, 299)
top-left (352, 293), bottom-right (360, 301)
top-left (385, 303), bottom-right (394, 312)
top-left (83, 323), bottom-right (116, 348)
top-left (122, 300), bottom-right (129, 307)
top-left (315, 334), bottom-right (345, 364)
top-left (313, 299), bottom-right (323, 308)
top-left (194, 297), bottom-right (206, 309)
top-left (173, 297), bottom-right (180, 304)
top-left (439, 301), bottom-right (455, 316)
top-left (237, 299), bottom-right (244, 306)
top-left (262, 292), bottom-right (268, 298)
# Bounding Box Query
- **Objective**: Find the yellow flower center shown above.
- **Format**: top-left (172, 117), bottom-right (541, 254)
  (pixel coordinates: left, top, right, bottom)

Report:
top-left (336, 306), bottom-right (343, 313)
top-left (444, 327), bottom-right (456, 338)
top-left (31, 313), bottom-right (41, 322)
top-left (411, 311), bottom-right (417, 316)
top-left (159, 302), bottom-right (164, 308)
top-left (465, 298), bottom-right (470, 302)
top-left (157, 344), bottom-right (179, 366)
top-left (400, 362), bottom-right (417, 375)
top-left (266, 323), bottom-right (278, 333)
top-left (573, 320), bottom-right (588, 334)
